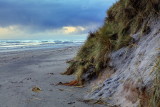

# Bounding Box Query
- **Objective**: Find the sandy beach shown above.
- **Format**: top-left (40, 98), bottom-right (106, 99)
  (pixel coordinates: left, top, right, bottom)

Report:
top-left (0, 46), bottom-right (105, 107)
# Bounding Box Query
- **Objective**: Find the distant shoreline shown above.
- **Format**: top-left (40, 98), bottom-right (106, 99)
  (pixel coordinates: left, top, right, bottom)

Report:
top-left (0, 45), bottom-right (82, 53)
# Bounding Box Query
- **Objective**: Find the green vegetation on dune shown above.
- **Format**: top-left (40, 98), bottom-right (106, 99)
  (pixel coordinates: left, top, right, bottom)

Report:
top-left (63, 0), bottom-right (160, 85)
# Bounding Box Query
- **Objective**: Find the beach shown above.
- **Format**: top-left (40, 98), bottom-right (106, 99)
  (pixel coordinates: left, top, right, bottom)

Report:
top-left (0, 46), bottom-right (105, 107)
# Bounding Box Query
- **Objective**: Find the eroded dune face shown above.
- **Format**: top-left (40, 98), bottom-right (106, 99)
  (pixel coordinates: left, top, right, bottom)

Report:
top-left (87, 18), bottom-right (160, 107)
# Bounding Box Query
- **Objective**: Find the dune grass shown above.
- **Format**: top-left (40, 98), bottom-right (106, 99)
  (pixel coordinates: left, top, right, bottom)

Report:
top-left (149, 57), bottom-right (160, 107)
top-left (64, 0), bottom-right (160, 84)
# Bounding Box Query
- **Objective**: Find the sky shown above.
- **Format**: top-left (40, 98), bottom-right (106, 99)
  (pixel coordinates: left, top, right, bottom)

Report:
top-left (0, 0), bottom-right (116, 40)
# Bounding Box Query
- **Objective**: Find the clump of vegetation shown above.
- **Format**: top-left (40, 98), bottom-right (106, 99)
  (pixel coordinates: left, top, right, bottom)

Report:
top-left (149, 57), bottom-right (160, 107)
top-left (137, 57), bottom-right (160, 107)
top-left (64, 0), bottom-right (160, 84)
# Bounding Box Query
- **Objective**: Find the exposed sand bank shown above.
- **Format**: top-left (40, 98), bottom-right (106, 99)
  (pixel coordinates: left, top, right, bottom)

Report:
top-left (0, 47), bottom-right (105, 107)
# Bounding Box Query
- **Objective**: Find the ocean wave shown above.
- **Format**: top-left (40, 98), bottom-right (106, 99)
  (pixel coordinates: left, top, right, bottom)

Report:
top-left (0, 40), bottom-right (84, 52)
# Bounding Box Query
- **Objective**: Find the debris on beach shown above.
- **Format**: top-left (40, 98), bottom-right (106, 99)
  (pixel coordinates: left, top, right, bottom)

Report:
top-left (48, 73), bottom-right (54, 75)
top-left (62, 80), bottom-right (79, 86)
top-left (68, 102), bottom-right (75, 104)
top-left (57, 80), bottom-right (78, 86)
top-left (32, 87), bottom-right (42, 93)
top-left (57, 80), bottom-right (81, 86)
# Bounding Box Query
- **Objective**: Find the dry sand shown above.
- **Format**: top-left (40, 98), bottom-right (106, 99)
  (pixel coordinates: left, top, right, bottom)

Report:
top-left (0, 46), bottom-right (105, 107)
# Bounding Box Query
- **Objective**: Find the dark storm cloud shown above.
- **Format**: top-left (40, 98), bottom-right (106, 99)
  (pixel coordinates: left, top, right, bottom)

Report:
top-left (0, 0), bottom-right (116, 30)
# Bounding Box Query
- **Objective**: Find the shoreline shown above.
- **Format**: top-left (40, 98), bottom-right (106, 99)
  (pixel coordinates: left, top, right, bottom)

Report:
top-left (0, 44), bottom-right (82, 53)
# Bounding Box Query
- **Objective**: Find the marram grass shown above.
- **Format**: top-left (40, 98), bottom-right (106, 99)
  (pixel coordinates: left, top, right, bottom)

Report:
top-left (64, 0), bottom-right (160, 84)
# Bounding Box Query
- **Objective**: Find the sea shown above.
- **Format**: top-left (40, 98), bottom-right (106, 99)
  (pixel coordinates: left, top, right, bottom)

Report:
top-left (0, 40), bottom-right (84, 52)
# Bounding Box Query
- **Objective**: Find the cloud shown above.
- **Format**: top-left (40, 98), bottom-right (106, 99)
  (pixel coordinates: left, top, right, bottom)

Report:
top-left (0, 0), bottom-right (116, 30)
top-left (0, 25), bottom-right (22, 35)
top-left (0, 25), bottom-right (88, 39)
top-left (0, 0), bottom-right (117, 39)
top-left (62, 26), bottom-right (85, 34)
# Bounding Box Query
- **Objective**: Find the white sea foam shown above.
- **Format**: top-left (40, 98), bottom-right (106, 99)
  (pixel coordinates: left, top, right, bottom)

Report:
top-left (0, 40), bottom-right (84, 52)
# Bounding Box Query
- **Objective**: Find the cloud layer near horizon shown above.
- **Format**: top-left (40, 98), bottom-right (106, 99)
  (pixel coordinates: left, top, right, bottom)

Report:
top-left (0, 0), bottom-right (116, 39)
